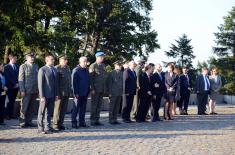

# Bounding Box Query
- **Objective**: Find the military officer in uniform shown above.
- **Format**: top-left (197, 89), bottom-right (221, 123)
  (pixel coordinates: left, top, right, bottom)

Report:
top-left (89, 51), bottom-right (107, 126)
top-left (53, 55), bottom-right (71, 131)
top-left (107, 61), bottom-right (123, 124)
top-left (18, 51), bottom-right (38, 128)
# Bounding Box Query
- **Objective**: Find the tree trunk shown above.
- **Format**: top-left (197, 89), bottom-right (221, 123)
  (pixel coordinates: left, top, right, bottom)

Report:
top-left (4, 46), bottom-right (10, 64)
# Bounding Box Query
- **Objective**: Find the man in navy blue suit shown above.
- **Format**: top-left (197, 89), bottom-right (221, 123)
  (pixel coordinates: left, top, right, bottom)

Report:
top-left (196, 67), bottom-right (210, 115)
top-left (151, 64), bottom-right (165, 121)
top-left (179, 66), bottom-right (192, 115)
top-left (136, 64), bottom-right (154, 122)
top-left (122, 61), bottom-right (137, 123)
top-left (71, 57), bottom-right (90, 128)
top-left (4, 53), bottom-right (19, 119)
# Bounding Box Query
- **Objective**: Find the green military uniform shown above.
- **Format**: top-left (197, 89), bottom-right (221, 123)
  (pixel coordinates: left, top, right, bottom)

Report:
top-left (53, 64), bottom-right (71, 129)
top-left (108, 68), bottom-right (123, 123)
top-left (89, 62), bottom-right (106, 124)
top-left (18, 62), bottom-right (38, 126)
top-left (131, 64), bottom-right (143, 119)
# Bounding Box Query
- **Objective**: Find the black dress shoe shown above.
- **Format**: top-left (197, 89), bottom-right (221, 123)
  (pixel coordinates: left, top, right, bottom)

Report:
top-left (156, 118), bottom-right (163, 121)
top-left (20, 124), bottom-right (27, 128)
top-left (202, 113), bottom-right (208, 115)
top-left (95, 122), bottom-right (104, 126)
top-left (26, 123), bottom-right (37, 127)
top-left (123, 119), bottom-right (134, 123)
top-left (0, 122), bottom-right (6, 125)
top-left (109, 121), bottom-right (121, 125)
top-left (72, 124), bottom-right (79, 129)
top-left (79, 124), bottom-right (89, 128)
top-left (59, 126), bottom-right (66, 130)
top-left (43, 130), bottom-right (53, 134)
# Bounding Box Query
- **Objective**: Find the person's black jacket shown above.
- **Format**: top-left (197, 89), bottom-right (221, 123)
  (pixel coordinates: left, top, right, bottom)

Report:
top-left (179, 74), bottom-right (192, 94)
top-left (139, 72), bottom-right (151, 96)
top-left (125, 69), bottom-right (137, 95)
top-left (151, 72), bottom-right (166, 95)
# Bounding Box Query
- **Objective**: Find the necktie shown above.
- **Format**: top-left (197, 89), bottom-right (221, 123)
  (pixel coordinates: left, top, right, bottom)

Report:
top-left (12, 64), bottom-right (16, 70)
top-left (205, 76), bottom-right (210, 90)
top-left (186, 74), bottom-right (189, 85)
top-left (158, 73), bottom-right (162, 81)
top-left (50, 67), bottom-right (55, 80)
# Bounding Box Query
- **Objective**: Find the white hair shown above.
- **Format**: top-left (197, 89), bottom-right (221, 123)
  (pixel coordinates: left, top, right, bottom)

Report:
top-left (79, 56), bottom-right (87, 63)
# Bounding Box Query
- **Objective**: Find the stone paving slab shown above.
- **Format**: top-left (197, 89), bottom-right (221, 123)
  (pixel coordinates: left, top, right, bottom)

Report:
top-left (0, 105), bottom-right (235, 155)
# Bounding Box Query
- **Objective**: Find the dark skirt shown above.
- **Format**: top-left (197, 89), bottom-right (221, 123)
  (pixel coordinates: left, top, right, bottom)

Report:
top-left (164, 91), bottom-right (176, 103)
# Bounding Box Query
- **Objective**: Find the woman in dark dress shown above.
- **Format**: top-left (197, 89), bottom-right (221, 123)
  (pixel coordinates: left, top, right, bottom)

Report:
top-left (164, 63), bottom-right (179, 120)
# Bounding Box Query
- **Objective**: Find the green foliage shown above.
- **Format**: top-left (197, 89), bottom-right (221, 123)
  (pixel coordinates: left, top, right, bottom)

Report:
top-left (165, 34), bottom-right (195, 68)
top-left (213, 6), bottom-right (235, 95)
top-left (0, 0), bottom-right (159, 68)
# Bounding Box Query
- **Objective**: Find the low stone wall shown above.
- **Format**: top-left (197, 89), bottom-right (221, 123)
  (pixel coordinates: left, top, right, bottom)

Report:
top-left (13, 94), bottom-right (235, 117)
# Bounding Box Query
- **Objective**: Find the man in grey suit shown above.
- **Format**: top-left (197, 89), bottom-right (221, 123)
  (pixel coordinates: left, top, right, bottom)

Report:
top-left (37, 54), bottom-right (59, 134)
top-left (18, 51), bottom-right (38, 128)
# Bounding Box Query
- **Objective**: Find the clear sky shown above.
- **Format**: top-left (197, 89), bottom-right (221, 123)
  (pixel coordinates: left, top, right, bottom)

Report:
top-left (147, 0), bottom-right (235, 67)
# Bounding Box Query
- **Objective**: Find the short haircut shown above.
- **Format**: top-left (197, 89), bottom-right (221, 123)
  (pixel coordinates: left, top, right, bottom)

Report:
top-left (79, 56), bottom-right (87, 63)
top-left (45, 54), bottom-right (54, 61)
top-left (144, 64), bottom-right (152, 71)
top-left (201, 67), bottom-right (208, 71)
top-left (149, 63), bottom-right (155, 67)
top-left (8, 53), bottom-right (16, 58)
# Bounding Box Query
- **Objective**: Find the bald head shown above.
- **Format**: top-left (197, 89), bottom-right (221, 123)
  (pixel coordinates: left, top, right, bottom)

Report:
top-left (155, 63), bottom-right (162, 72)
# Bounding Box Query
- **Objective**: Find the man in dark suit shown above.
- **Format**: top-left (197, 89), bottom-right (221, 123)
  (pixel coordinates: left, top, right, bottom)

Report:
top-left (4, 53), bottom-right (19, 119)
top-left (196, 67), bottom-right (210, 115)
top-left (122, 61), bottom-right (137, 123)
top-left (136, 64), bottom-right (153, 122)
top-left (37, 54), bottom-right (59, 134)
top-left (71, 56), bottom-right (90, 128)
top-left (179, 66), bottom-right (192, 115)
top-left (151, 64), bottom-right (165, 121)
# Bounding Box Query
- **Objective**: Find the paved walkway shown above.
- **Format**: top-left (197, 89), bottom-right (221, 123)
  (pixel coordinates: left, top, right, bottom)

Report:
top-left (0, 105), bottom-right (235, 155)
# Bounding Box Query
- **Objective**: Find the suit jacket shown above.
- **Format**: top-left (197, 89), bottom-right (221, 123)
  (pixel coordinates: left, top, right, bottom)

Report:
top-left (151, 72), bottom-right (166, 95)
top-left (195, 74), bottom-right (210, 93)
top-left (89, 62), bottom-right (107, 93)
top-left (139, 72), bottom-right (152, 96)
top-left (125, 69), bottom-right (137, 95)
top-left (0, 74), bottom-right (3, 96)
top-left (56, 65), bottom-right (71, 97)
top-left (107, 69), bottom-right (123, 96)
top-left (38, 65), bottom-right (59, 98)
top-left (164, 71), bottom-right (178, 93)
top-left (179, 74), bottom-right (192, 94)
top-left (72, 65), bottom-right (90, 97)
top-left (4, 63), bottom-right (19, 89)
top-left (18, 63), bottom-right (38, 94)
top-left (209, 75), bottom-right (222, 92)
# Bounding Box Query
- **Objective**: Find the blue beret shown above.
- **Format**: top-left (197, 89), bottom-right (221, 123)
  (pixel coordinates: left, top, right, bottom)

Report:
top-left (95, 51), bottom-right (105, 57)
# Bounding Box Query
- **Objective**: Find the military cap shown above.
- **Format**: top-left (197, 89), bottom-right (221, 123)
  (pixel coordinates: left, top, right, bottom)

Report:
top-left (58, 54), bottom-right (68, 60)
top-left (113, 60), bottom-right (122, 65)
top-left (95, 51), bottom-right (105, 57)
top-left (25, 51), bottom-right (36, 57)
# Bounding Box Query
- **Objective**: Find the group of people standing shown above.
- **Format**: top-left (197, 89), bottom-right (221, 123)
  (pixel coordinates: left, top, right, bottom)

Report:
top-left (0, 51), bottom-right (222, 134)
